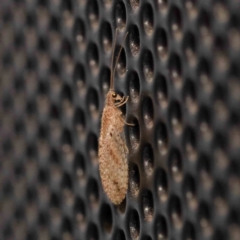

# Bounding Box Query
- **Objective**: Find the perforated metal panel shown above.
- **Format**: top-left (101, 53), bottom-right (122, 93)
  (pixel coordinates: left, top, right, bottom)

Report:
top-left (1, 0), bottom-right (240, 240)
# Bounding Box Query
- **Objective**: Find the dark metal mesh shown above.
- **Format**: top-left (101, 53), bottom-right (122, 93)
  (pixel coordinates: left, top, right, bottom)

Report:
top-left (1, 0), bottom-right (240, 239)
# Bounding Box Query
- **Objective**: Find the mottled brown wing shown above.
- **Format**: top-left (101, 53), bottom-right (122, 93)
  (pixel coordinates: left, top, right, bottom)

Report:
top-left (99, 117), bottom-right (129, 204)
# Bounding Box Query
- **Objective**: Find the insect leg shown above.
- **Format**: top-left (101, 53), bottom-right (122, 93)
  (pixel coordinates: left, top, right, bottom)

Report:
top-left (115, 96), bottom-right (129, 107)
top-left (124, 121), bottom-right (135, 126)
top-left (121, 117), bottom-right (135, 126)
top-left (115, 96), bottom-right (126, 106)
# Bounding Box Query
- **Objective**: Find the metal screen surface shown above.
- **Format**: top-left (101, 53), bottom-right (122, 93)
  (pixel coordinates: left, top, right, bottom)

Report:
top-left (1, 0), bottom-right (240, 239)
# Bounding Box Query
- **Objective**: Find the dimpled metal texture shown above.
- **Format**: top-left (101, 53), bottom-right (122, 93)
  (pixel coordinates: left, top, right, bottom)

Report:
top-left (0, 0), bottom-right (240, 240)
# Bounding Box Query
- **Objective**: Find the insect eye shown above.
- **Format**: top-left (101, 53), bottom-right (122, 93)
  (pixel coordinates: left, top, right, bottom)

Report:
top-left (112, 93), bottom-right (117, 98)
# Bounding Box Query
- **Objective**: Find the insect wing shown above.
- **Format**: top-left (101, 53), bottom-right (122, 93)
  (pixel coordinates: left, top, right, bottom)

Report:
top-left (99, 119), bottom-right (128, 204)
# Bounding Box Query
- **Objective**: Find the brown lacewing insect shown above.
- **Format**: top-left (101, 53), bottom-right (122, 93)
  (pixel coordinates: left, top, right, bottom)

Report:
top-left (98, 29), bottom-right (133, 205)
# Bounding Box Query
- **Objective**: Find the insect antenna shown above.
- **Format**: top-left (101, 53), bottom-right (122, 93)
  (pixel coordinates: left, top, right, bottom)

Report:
top-left (110, 28), bottom-right (118, 90)
top-left (110, 29), bottom-right (128, 90)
